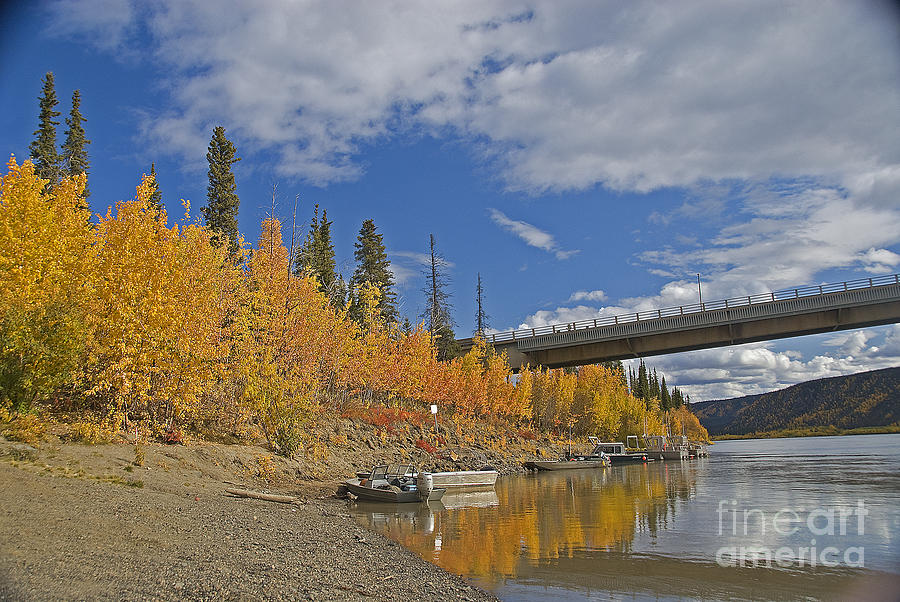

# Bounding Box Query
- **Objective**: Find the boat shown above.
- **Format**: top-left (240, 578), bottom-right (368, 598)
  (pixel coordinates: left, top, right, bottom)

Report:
top-left (344, 465), bottom-right (446, 503)
top-left (524, 440), bottom-right (612, 471)
top-left (587, 437), bottom-right (653, 463)
top-left (688, 440), bottom-right (709, 458)
top-left (355, 464), bottom-right (498, 489)
top-left (644, 435), bottom-right (689, 461)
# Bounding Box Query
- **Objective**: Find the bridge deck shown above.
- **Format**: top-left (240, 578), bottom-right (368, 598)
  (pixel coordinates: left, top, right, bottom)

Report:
top-left (458, 274), bottom-right (900, 370)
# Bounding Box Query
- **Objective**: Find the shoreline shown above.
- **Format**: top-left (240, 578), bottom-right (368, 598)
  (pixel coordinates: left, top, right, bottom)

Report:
top-left (710, 425), bottom-right (900, 441)
top-left (0, 437), bottom-right (498, 601)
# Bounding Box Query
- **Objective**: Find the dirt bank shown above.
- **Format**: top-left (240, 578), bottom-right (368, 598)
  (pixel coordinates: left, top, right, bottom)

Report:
top-left (0, 433), bottom-right (503, 600)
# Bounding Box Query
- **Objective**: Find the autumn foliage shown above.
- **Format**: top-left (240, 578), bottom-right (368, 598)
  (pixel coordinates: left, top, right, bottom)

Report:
top-left (0, 158), bottom-right (707, 455)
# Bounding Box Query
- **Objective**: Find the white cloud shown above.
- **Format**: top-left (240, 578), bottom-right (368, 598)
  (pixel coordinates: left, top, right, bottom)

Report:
top-left (859, 248), bottom-right (900, 274)
top-left (46, 0), bottom-right (136, 52)
top-left (568, 290), bottom-right (607, 303)
top-left (388, 250), bottom-right (454, 287)
top-left (48, 1), bottom-right (900, 194)
top-left (489, 208), bottom-right (579, 260)
top-left (636, 184), bottom-right (900, 300)
top-left (626, 325), bottom-right (900, 401)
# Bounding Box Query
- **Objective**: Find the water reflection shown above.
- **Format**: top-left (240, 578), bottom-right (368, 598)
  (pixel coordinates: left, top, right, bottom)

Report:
top-left (353, 462), bottom-right (699, 582)
top-left (349, 435), bottom-right (900, 601)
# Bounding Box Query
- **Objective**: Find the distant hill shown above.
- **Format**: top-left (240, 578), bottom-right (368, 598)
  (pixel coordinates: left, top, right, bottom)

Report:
top-left (691, 367), bottom-right (900, 436)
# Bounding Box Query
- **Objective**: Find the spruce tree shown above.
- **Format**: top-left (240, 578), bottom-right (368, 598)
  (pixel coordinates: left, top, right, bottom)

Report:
top-left (422, 234), bottom-right (458, 361)
top-left (147, 163), bottom-right (163, 214)
top-left (474, 272), bottom-right (490, 337)
top-left (636, 360), bottom-right (651, 407)
top-left (61, 89), bottom-right (90, 197)
top-left (201, 126), bottom-right (241, 256)
top-left (650, 368), bottom-right (660, 400)
top-left (295, 204), bottom-right (339, 304)
top-left (660, 375), bottom-right (671, 410)
top-left (29, 72), bottom-right (61, 186)
top-left (349, 219), bottom-right (397, 323)
top-left (672, 387), bottom-right (684, 408)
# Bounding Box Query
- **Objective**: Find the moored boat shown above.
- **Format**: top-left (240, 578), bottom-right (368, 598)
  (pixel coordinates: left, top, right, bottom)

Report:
top-left (355, 464), bottom-right (498, 489)
top-left (524, 456), bottom-right (611, 471)
top-left (587, 437), bottom-right (653, 463)
top-left (644, 435), bottom-right (689, 461)
top-left (345, 465), bottom-right (446, 503)
top-left (524, 439), bottom-right (612, 471)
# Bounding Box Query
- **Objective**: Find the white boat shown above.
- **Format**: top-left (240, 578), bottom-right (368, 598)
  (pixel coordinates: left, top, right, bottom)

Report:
top-left (355, 464), bottom-right (498, 489)
top-left (345, 465), bottom-right (445, 503)
top-left (644, 435), bottom-right (689, 461)
top-left (587, 437), bottom-right (653, 464)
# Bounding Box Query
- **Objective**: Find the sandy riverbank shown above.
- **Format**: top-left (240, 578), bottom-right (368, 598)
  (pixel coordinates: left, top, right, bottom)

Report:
top-left (0, 435), bottom-right (506, 601)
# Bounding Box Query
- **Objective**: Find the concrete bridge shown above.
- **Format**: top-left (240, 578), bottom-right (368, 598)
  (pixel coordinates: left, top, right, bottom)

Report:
top-left (457, 274), bottom-right (900, 371)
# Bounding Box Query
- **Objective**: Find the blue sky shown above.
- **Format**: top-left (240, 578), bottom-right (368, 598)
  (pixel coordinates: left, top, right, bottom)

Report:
top-left (2, 1), bottom-right (899, 400)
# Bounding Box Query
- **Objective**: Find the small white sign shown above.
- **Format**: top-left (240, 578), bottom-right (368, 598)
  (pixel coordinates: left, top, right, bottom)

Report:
top-left (430, 404), bottom-right (438, 415)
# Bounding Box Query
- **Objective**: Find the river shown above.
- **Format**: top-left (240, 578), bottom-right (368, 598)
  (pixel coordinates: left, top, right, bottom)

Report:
top-left (349, 434), bottom-right (900, 600)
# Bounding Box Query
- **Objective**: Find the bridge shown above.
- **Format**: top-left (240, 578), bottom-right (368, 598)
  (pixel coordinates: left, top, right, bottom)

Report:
top-left (458, 274), bottom-right (900, 371)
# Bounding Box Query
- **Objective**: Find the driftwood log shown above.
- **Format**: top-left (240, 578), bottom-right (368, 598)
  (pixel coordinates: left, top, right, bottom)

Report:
top-left (224, 488), bottom-right (303, 505)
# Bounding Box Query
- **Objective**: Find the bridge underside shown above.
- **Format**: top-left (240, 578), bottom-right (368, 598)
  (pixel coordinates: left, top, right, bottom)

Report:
top-left (483, 299), bottom-right (900, 372)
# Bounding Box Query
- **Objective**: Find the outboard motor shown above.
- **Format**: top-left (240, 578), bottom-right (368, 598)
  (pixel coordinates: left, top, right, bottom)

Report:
top-left (416, 471), bottom-right (434, 501)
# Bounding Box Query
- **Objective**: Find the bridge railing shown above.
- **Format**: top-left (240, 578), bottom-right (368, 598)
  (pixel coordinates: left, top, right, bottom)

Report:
top-left (478, 273), bottom-right (900, 344)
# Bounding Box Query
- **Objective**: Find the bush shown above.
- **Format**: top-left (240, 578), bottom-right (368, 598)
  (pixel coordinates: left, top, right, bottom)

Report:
top-left (65, 420), bottom-right (116, 444)
top-left (3, 414), bottom-right (46, 445)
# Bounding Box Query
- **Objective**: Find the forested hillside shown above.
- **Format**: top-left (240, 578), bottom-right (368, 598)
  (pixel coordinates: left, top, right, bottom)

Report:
top-left (692, 367), bottom-right (900, 436)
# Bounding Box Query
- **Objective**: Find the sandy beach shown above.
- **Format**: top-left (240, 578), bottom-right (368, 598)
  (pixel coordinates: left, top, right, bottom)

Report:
top-left (0, 437), bottom-right (499, 601)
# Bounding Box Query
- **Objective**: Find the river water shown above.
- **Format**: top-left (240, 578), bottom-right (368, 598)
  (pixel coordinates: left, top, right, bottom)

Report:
top-left (349, 434), bottom-right (900, 601)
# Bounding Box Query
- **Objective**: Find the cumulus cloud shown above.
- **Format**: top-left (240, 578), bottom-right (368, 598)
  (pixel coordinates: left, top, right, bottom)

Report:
top-left (636, 183), bottom-right (900, 301)
top-left (568, 290), bottom-right (607, 303)
top-left (46, 1), bottom-right (900, 195)
top-left (629, 325), bottom-right (900, 401)
top-left (489, 209), bottom-right (579, 260)
top-left (49, 0), bottom-right (900, 399)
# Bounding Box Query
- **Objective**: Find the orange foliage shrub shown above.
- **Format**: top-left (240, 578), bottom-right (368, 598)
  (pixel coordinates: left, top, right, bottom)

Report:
top-left (0, 160), bottom-right (709, 453)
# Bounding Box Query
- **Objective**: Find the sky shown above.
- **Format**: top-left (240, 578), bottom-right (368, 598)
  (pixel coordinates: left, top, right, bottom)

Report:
top-left (1, 1), bottom-right (899, 401)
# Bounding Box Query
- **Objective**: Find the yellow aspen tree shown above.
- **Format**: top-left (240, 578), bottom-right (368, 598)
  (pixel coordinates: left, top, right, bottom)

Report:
top-left (0, 158), bottom-right (94, 413)
top-left (84, 175), bottom-right (232, 432)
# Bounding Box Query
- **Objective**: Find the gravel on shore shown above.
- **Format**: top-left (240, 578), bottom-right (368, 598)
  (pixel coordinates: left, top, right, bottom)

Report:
top-left (0, 442), bottom-right (497, 601)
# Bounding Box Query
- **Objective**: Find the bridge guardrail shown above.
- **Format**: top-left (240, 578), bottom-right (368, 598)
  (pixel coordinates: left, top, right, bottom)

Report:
top-left (475, 273), bottom-right (900, 345)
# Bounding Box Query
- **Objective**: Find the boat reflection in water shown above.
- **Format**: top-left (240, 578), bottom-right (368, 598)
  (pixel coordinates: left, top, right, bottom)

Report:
top-left (348, 453), bottom-right (884, 601)
top-left (351, 463), bottom-right (693, 591)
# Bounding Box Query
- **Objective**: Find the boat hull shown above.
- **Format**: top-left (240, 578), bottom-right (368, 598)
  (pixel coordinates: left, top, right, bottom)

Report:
top-left (525, 458), bottom-right (610, 471)
top-left (344, 479), bottom-right (446, 503)
top-left (354, 469), bottom-right (498, 489)
top-left (607, 453), bottom-right (653, 464)
top-left (432, 470), bottom-right (498, 488)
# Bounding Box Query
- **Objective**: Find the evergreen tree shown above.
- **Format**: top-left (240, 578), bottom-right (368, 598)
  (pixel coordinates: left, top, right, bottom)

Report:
top-left (650, 368), bottom-right (660, 400)
top-left (422, 233), bottom-right (458, 361)
top-left (29, 72), bottom-right (61, 186)
top-left (295, 204), bottom-right (340, 305)
top-left (474, 272), bottom-right (490, 337)
top-left (349, 219), bottom-right (397, 323)
top-left (636, 360), bottom-right (651, 407)
top-left (61, 89), bottom-right (90, 197)
top-left (147, 163), bottom-right (163, 214)
top-left (333, 274), bottom-right (348, 309)
top-left (201, 126), bottom-right (241, 256)
top-left (671, 387), bottom-right (684, 408)
top-left (660, 375), bottom-right (672, 410)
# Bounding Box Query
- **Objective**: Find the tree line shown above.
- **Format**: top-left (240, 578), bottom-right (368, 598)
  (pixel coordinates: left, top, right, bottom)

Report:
top-left (2, 72), bottom-right (708, 455)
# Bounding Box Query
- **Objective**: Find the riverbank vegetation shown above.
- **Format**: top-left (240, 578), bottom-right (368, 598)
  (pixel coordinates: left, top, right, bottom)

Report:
top-left (712, 424), bottom-right (900, 441)
top-left (0, 157), bottom-right (707, 460)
